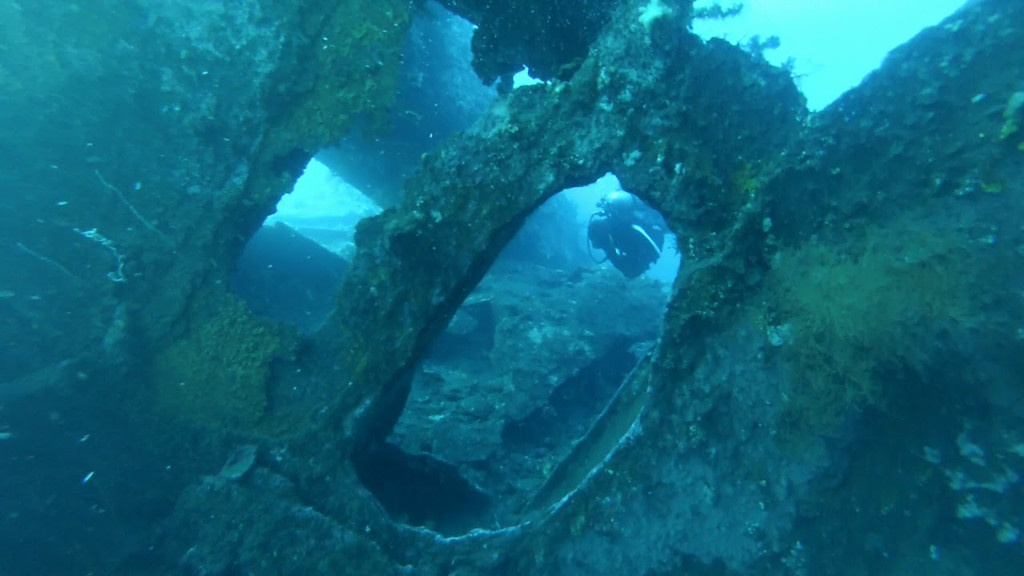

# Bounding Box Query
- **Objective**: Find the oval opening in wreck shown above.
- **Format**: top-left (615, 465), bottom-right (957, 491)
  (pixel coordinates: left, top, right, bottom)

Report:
top-left (353, 174), bottom-right (680, 535)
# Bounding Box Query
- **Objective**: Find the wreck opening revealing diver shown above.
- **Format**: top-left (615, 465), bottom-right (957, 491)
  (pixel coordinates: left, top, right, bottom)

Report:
top-left (587, 191), bottom-right (667, 278)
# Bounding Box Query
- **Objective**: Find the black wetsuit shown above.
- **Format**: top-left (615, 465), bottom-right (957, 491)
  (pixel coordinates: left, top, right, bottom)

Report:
top-left (588, 209), bottom-right (665, 278)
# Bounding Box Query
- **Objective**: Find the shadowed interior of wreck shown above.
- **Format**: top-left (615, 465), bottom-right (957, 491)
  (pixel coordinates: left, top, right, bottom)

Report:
top-left (349, 185), bottom-right (678, 534)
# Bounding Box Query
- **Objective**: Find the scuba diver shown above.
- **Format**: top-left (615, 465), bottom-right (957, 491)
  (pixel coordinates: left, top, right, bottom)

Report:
top-left (587, 191), bottom-right (666, 278)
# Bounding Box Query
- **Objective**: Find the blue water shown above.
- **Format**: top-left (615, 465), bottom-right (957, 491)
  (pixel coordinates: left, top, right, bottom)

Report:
top-left (1, 1), bottom-right (1022, 575)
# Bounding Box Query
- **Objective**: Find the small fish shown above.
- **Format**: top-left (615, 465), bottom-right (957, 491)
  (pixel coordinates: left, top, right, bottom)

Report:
top-left (81, 471), bottom-right (95, 485)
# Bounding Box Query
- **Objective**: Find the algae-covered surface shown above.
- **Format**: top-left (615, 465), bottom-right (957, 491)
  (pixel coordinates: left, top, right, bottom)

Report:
top-left (1, 0), bottom-right (1023, 575)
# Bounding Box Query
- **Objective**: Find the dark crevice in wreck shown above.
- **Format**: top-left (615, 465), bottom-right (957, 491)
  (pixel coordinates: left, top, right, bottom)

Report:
top-left (352, 442), bottom-right (494, 536)
top-left (352, 183), bottom-right (679, 534)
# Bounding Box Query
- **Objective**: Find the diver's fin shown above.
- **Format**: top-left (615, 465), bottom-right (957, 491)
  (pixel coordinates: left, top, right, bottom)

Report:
top-left (631, 224), bottom-right (661, 257)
